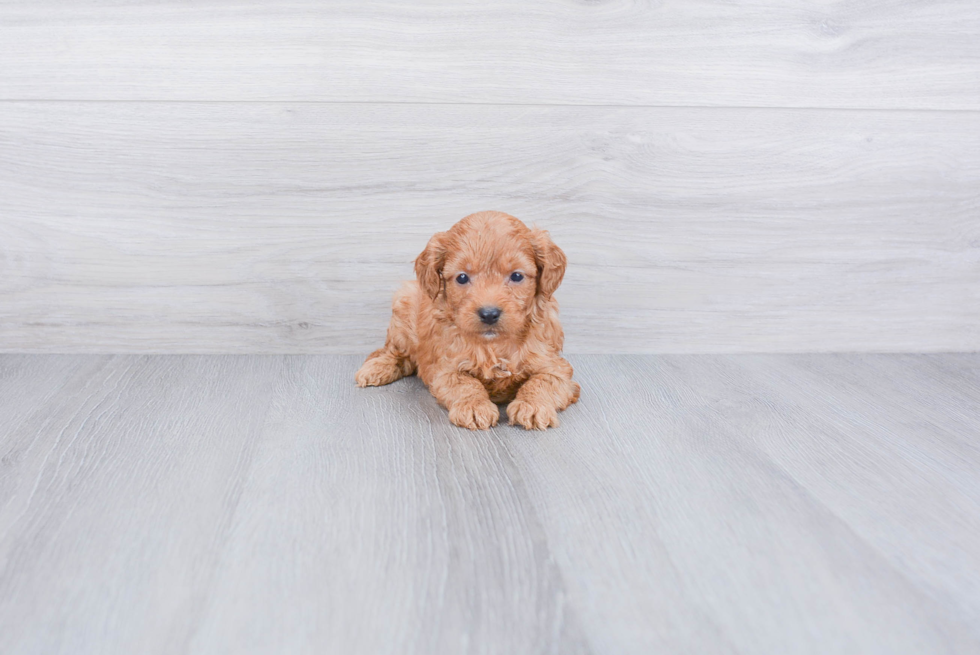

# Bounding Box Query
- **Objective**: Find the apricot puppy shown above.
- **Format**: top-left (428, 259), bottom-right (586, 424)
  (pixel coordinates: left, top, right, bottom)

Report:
top-left (355, 211), bottom-right (580, 430)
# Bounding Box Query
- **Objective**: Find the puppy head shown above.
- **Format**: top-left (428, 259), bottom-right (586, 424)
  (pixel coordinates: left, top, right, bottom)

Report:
top-left (415, 211), bottom-right (566, 341)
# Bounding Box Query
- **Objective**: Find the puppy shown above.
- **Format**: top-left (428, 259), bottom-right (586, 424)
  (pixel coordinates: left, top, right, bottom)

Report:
top-left (355, 211), bottom-right (580, 430)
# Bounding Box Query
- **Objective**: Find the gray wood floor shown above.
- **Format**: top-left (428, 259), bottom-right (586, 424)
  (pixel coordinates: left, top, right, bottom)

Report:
top-left (1, 354), bottom-right (978, 654)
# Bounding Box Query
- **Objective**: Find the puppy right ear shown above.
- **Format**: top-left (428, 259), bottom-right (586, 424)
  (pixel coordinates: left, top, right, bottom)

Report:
top-left (414, 231), bottom-right (448, 300)
top-left (529, 228), bottom-right (567, 300)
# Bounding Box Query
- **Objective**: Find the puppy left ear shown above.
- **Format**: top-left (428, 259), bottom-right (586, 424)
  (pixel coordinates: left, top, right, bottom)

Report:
top-left (414, 231), bottom-right (448, 300)
top-left (529, 228), bottom-right (567, 299)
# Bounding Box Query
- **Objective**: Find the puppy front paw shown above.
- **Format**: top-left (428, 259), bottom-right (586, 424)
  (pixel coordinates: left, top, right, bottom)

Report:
top-left (449, 399), bottom-right (499, 430)
top-left (507, 399), bottom-right (559, 430)
top-left (355, 356), bottom-right (401, 387)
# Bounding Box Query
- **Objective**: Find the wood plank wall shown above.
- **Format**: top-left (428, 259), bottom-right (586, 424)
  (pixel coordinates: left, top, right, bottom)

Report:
top-left (1, 1), bottom-right (978, 353)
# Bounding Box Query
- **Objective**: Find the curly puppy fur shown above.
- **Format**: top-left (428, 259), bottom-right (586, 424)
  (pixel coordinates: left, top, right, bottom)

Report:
top-left (356, 211), bottom-right (581, 430)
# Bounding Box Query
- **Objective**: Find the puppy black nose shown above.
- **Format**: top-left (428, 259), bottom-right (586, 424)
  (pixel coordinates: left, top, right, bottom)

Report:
top-left (478, 306), bottom-right (502, 325)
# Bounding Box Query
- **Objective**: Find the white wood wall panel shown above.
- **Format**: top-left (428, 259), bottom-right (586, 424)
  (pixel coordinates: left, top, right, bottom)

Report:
top-left (1, 103), bottom-right (977, 353)
top-left (0, 1), bottom-right (978, 109)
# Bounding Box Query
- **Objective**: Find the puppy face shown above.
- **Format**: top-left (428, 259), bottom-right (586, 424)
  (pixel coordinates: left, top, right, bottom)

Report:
top-left (415, 212), bottom-right (566, 342)
top-left (443, 229), bottom-right (537, 341)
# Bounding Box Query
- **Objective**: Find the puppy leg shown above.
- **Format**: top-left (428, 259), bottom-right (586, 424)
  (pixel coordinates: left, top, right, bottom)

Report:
top-left (355, 347), bottom-right (415, 387)
top-left (507, 357), bottom-right (580, 430)
top-left (428, 370), bottom-right (499, 430)
top-left (355, 284), bottom-right (418, 387)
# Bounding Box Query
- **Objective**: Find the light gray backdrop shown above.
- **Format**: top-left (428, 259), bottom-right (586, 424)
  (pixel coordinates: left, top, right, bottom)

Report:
top-left (1, 1), bottom-right (978, 353)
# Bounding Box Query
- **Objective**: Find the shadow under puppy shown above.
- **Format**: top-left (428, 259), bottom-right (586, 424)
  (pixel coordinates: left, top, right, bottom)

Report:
top-left (356, 211), bottom-right (580, 430)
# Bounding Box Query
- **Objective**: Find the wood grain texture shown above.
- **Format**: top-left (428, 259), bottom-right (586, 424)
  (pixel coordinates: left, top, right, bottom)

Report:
top-left (1, 1), bottom-right (979, 109)
top-left (504, 354), bottom-right (980, 653)
top-left (1, 103), bottom-right (978, 353)
top-left (0, 355), bottom-right (284, 654)
top-left (1, 354), bottom-right (978, 654)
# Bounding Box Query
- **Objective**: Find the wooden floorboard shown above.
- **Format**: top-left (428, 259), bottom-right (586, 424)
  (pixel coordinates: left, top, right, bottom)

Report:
top-left (0, 354), bottom-right (978, 654)
top-left (1, 1), bottom-right (978, 109)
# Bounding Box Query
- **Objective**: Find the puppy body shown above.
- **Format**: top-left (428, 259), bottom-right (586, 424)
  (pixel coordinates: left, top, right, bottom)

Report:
top-left (356, 211), bottom-right (580, 430)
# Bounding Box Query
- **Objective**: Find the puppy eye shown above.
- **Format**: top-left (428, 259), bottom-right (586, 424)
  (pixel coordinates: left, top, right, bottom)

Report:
top-left (509, 272), bottom-right (524, 282)
top-left (455, 273), bottom-right (470, 285)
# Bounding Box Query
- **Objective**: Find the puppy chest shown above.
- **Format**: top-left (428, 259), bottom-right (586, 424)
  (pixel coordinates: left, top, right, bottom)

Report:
top-left (480, 372), bottom-right (529, 404)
